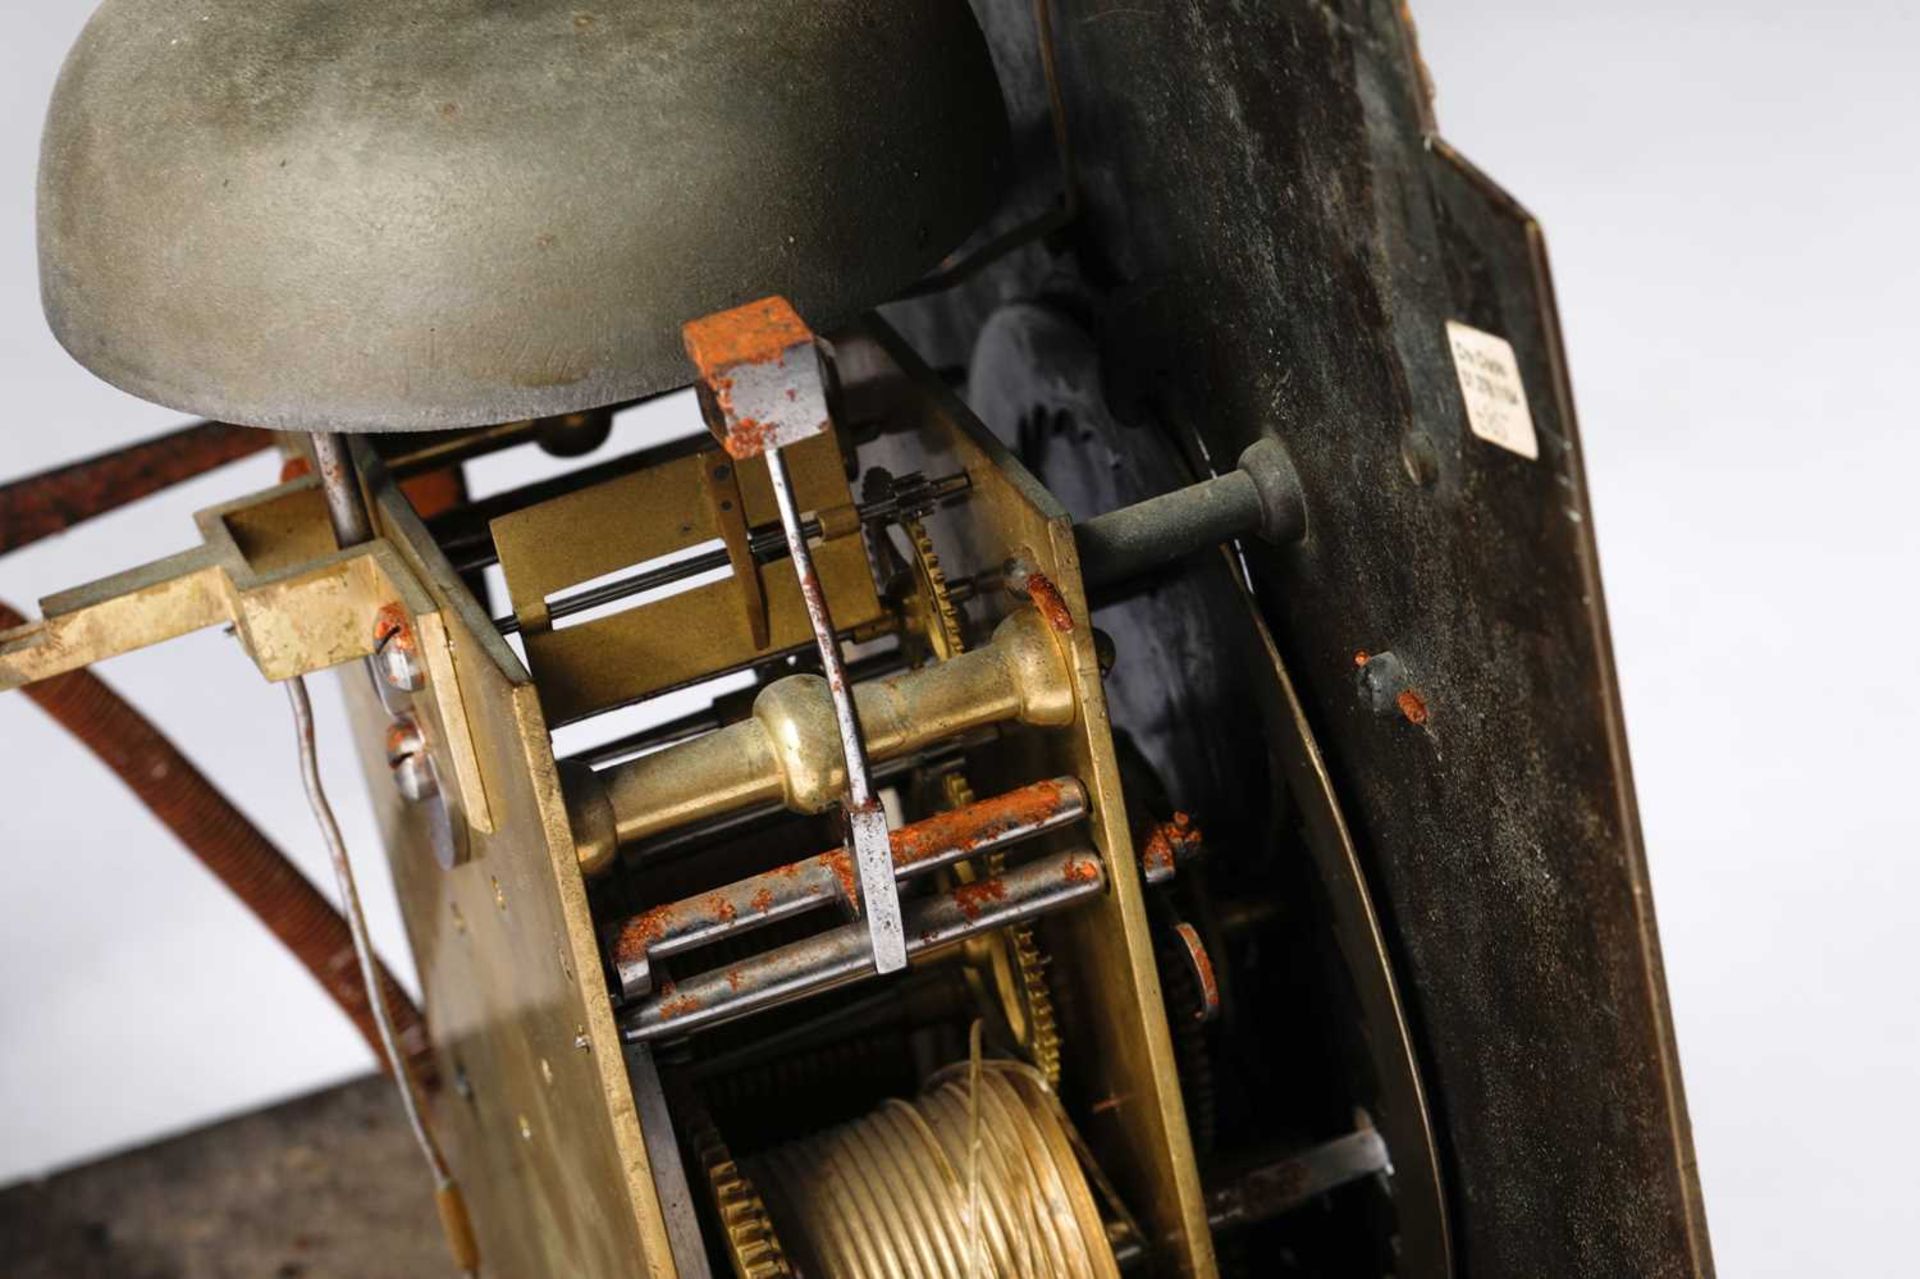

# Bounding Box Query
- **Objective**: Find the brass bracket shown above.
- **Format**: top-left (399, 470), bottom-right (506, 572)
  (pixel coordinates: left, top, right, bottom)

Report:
top-left (699, 457), bottom-right (769, 651)
top-left (489, 433), bottom-right (881, 726)
top-left (0, 475), bottom-right (495, 832)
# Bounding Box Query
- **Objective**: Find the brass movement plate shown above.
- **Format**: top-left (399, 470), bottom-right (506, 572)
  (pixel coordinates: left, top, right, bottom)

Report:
top-left (350, 455), bottom-right (681, 1278)
top-left (853, 320), bottom-right (1219, 1277)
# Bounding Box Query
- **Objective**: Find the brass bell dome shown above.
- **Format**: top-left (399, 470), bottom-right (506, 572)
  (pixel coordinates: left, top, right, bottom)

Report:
top-left (38, 0), bottom-right (1010, 431)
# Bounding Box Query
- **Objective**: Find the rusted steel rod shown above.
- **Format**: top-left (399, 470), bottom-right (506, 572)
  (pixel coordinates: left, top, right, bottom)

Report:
top-left (0, 600), bottom-right (432, 1080)
top-left (762, 438), bottom-right (907, 974)
top-left (620, 847), bottom-right (1107, 1044)
top-left (609, 776), bottom-right (1088, 999)
top-left (0, 420), bottom-right (269, 556)
top-left (311, 432), bottom-right (374, 548)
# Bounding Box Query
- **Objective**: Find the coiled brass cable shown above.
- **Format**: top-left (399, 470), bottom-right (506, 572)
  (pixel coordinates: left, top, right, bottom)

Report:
top-left (745, 1062), bottom-right (1118, 1279)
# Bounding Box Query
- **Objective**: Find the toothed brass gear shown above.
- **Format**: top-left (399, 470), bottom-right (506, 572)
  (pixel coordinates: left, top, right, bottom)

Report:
top-left (901, 518), bottom-right (967, 663)
top-left (943, 773), bottom-right (1063, 1088)
top-left (1012, 922), bottom-right (1062, 1086)
top-left (693, 1120), bottom-right (794, 1279)
top-left (901, 531), bottom-right (1062, 1087)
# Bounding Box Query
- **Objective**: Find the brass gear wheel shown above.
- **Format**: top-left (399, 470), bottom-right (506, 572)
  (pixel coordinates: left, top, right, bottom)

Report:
top-left (1011, 923), bottom-right (1062, 1086)
top-left (899, 518), bottom-right (967, 663)
top-left (693, 1119), bottom-right (794, 1279)
top-left (942, 772), bottom-right (1062, 1088)
top-left (898, 525), bottom-right (1062, 1086)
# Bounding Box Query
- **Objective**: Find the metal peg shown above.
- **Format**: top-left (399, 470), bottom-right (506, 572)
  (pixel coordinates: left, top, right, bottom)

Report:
top-left (1075, 437), bottom-right (1307, 590)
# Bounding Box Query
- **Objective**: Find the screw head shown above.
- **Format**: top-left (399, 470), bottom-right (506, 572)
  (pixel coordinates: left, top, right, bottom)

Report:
top-left (378, 644), bottom-right (425, 693)
top-left (393, 756), bottom-right (435, 803)
top-left (372, 606), bottom-right (425, 693)
top-left (385, 715), bottom-right (437, 802)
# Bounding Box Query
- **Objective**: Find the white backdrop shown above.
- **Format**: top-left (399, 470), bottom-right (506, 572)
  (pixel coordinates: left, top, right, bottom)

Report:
top-left (2, 3), bottom-right (1915, 1275)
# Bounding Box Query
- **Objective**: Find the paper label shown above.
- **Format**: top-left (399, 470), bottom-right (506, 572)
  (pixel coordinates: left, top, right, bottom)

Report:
top-left (1446, 320), bottom-right (1538, 460)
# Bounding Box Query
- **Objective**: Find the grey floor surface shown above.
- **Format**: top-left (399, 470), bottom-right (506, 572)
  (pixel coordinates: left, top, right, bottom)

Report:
top-left (0, 1075), bottom-right (446, 1279)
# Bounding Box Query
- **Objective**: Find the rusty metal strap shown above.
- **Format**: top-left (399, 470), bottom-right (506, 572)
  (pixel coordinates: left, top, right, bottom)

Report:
top-left (0, 421), bottom-right (269, 557)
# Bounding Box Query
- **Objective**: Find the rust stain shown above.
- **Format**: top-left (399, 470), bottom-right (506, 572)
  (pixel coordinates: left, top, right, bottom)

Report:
top-left (656, 992), bottom-right (703, 1022)
top-left (1062, 855), bottom-right (1101, 886)
top-left (279, 456), bottom-right (312, 483)
top-left (720, 414), bottom-right (775, 460)
top-left (820, 849), bottom-right (859, 905)
top-left (1140, 812), bottom-right (1202, 880)
top-left (611, 778), bottom-right (1082, 971)
top-left (1024, 571), bottom-right (1076, 634)
top-left (726, 969), bottom-right (745, 992)
top-left (681, 295), bottom-right (812, 375)
top-left (1353, 649), bottom-right (1371, 668)
top-left (382, 718), bottom-right (421, 765)
top-left (681, 298), bottom-right (819, 458)
top-left (1397, 689), bottom-right (1429, 725)
top-left (613, 904), bottom-right (676, 964)
top-left (952, 878), bottom-right (1008, 922)
top-left (615, 887), bottom-right (747, 965)
top-left (888, 777), bottom-right (1072, 870)
top-left (372, 602), bottom-right (416, 657)
top-left (398, 467), bottom-right (464, 520)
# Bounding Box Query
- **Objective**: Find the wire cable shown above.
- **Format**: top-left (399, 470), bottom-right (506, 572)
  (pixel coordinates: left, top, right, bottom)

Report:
top-left (0, 599), bottom-right (432, 1078)
top-left (285, 674), bottom-right (478, 1276)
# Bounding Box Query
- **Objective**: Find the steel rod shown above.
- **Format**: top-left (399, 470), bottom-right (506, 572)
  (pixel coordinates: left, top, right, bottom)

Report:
top-left (609, 777), bottom-right (1088, 998)
top-left (620, 848), bottom-right (1106, 1044)
top-left (1205, 1127), bottom-right (1392, 1231)
top-left (765, 441), bottom-right (907, 974)
top-left (299, 431), bottom-right (478, 1274)
top-left (492, 472), bottom-right (969, 635)
top-left (311, 432), bottom-right (374, 549)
